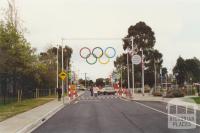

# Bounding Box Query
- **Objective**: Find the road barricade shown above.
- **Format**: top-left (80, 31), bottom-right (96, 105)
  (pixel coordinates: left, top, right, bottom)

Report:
top-left (73, 90), bottom-right (78, 99)
top-left (118, 89), bottom-right (123, 96)
top-left (68, 84), bottom-right (78, 100)
top-left (121, 88), bottom-right (126, 97)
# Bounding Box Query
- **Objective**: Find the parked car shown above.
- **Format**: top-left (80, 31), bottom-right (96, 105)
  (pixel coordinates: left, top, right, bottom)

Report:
top-left (77, 85), bottom-right (86, 91)
top-left (103, 86), bottom-right (116, 95)
top-left (98, 88), bottom-right (105, 95)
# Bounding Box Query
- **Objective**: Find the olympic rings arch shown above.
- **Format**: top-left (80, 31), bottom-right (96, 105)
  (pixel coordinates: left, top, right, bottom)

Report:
top-left (79, 46), bottom-right (116, 65)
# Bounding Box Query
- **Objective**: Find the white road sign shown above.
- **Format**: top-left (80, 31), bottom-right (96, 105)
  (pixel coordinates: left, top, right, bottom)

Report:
top-left (132, 55), bottom-right (141, 65)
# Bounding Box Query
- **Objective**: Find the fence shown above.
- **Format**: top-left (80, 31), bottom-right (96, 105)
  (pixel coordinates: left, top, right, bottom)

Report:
top-left (0, 88), bottom-right (55, 105)
top-left (0, 73), bottom-right (56, 105)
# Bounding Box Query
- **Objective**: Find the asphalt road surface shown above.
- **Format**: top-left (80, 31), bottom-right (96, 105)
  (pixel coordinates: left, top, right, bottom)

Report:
top-left (32, 91), bottom-right (200, 133)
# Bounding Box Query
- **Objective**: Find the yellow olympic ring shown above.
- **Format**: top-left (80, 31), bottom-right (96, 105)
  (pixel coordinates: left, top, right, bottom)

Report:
top-left (98, 57), bottom-right (110, 64)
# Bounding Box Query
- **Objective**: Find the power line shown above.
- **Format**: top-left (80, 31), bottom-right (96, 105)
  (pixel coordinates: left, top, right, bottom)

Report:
top-left (62, 38), bottom-right (131, 41)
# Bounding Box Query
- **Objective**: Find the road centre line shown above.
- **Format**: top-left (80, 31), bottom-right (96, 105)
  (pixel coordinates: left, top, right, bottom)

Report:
top-left (135, 101), bottom-right (200, 127)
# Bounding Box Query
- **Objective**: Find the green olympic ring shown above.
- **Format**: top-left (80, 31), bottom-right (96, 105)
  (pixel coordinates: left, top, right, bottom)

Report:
top-left (86, 55), bottom-right (97, 65)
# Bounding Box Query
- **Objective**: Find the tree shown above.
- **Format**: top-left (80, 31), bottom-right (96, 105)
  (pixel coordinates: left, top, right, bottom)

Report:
top-left (123, 21), bottom-right (156, 50)
top-left (162, 67), bottom-right (168, 77)
top-left (185, 57), bottom-right (200, 83)
top-left (173, 57), bottom-right (200, 85)
top-left (114, 21), bottom-right (163, 87)
top-left (0, 19), bottom-right (37, 92)
top-left (95, 78), bottom-right (105, 87)
top-left (78, 79), bottom-right (93, 86)
top-left (38, 45), bottom-right (73, 89)
top-left (114, 53), bottom-right (139, 88)
top-left (173, 57), bottom-right (187, 86)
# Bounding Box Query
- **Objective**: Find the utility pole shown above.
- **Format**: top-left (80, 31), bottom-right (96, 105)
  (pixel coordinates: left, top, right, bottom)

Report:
top-left (154, 59), bottom-right (157, 92)
top-left (121, 65), bottom-right (123, 89)
top-left (84, 73), bottom-right (87, 88)
top-left (56, 45), bottom-right (59, 95)
top-left (131, 36), bottom-right (134, 95)
top-left (66, 59), bottom-right (68, 96)
top-left (166, 74), bottom-right (168, 90)
top-left (127, 51), bottom-right (130, 90)
top-left (141, 49), bottom-right (144, 96)
top-left (61, 39), bottom-right (64, 104)
top-left (160, 67), bottom-right (163, 89)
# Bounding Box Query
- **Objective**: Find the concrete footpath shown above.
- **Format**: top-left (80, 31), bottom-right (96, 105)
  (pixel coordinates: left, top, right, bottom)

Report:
top-left (0, 91), bottom-right (84, 133)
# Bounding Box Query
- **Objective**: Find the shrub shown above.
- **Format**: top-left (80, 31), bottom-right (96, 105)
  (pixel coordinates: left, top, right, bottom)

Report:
top-left (153, 92), bottom-right (162, 97)
top-left (143, 85), bottom-right (150, 93)
top-left (165, 89), bottom-right (184, 98)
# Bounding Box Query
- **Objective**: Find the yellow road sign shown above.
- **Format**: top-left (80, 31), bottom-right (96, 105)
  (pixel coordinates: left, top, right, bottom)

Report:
top-left (59, 71), bottom-right (67, 80)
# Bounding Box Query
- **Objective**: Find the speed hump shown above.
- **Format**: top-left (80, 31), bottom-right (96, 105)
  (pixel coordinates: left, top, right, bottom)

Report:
top-left (59, 71), bottom-right (67, 80)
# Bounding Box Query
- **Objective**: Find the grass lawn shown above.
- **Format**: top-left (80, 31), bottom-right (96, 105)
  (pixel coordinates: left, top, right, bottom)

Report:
top-left (191, 97), bottom-right (200, 104)
top-left (0, 96), bottom-right (55, 122)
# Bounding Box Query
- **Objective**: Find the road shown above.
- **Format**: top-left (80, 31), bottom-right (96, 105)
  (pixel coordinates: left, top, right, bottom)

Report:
top-left (32, 91), bottom-right (200, 133)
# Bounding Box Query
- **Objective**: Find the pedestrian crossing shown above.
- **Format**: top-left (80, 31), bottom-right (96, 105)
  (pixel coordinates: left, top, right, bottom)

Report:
top-left (78, 95), bottom-right (118, 101)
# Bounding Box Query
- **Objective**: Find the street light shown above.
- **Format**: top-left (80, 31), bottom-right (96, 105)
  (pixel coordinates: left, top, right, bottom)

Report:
top-left (165, 73), bottom-right (168, 90)
top-left (175, 73), bottom-right (179, 89)
top-left (119, 65), bottom-right (127, 90)
top-left (61, 39), bottom-right (64, 104)
top-left (140, 48), bottom-right (144, 96)
top-left (126, 48), bottom-right (130, 90)
top-left (154, 58), bottom-right (160, 92)
top-left (131, 36), bottom-right (135, 95)
top-left (56, 45), bottom-right (59, 92)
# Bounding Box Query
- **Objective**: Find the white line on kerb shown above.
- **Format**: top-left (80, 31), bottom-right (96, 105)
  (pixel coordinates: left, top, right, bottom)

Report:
top-left (135, 101), bottom-right (200, 127)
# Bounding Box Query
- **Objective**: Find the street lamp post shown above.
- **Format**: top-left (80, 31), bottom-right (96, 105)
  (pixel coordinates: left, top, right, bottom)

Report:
top-left (131, 36), bottom-right (134, 95)
top-left (66, 58), bottom-right (69, 95)
top-left (84, 73), bottom-right (87, 88)
top-left (154, 59), bottom-right (157, 92)
top-left (175, 73), bottom-right (179, 89)
top-left (61, 39), bottom-right (64, 104)
top-left (120, 65), bottom-right (126, 90)
top-left (56, 45), bottom-right (59, 94)
top-left (165, 74), bottom-right (168, 90)
top-left (160, 67), bottom-right (163, 89)
top-left (121, 69), bottom-right (122, 89)
top-left (126, 50), bottom-right (130, 90)
top-left (140, 48), bottom-right (144, 96)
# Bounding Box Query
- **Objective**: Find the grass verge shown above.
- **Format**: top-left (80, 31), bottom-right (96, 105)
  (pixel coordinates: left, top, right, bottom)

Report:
top-left (191, 97), bottom-right (200, 104)
top-left (0, 97), bottom-right (55, 122)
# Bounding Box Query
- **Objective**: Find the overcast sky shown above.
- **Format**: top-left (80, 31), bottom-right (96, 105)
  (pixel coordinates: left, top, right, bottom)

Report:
top-left (0, 0), bottom-right (200, 80)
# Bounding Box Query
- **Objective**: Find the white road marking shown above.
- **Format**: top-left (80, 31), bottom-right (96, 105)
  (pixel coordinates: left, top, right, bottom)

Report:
top-left (135, 101), bottom-right (200, 127)
top-left (74, 101), bottom-right (79, 104)
top-left (119, 97), bottom-right (130, 102)
top-left (78, 95), bottom-right (119, 101)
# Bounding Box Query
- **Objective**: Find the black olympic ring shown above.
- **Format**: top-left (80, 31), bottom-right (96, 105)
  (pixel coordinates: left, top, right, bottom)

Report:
top-left (92, 47), bottom-right (103, 58)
